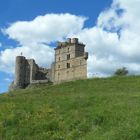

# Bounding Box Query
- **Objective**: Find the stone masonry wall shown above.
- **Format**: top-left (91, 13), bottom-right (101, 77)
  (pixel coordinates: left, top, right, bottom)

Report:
top-left (9, 38), bottom-right (88, 90)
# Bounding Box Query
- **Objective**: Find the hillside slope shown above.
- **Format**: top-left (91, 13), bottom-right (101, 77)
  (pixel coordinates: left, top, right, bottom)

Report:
top-left (1, 76), bottom-right (140, 140)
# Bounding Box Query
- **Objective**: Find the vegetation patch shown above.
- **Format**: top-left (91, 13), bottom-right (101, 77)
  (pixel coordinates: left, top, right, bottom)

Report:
top-left (1, 76), bottom-right (140, 139)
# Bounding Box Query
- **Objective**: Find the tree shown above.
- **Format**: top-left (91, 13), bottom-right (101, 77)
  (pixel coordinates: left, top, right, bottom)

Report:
top-left (114, 67), bottom-right (128, 76)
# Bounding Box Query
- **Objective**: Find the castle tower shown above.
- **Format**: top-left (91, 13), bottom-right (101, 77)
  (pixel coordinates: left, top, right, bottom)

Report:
top-left (14, 56), bottom-right (26, 88)
top-left (53, 38), bottom-right (88, 83)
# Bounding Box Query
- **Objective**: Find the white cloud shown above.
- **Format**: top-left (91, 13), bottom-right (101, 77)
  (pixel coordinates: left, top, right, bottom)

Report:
top-left (72, 0), bottom-right (140, 76)
top-left (0, 44), bottom-right (54, 73)
top-left (3, 13), bottom-right (86, 45)
top-left (4, 78), bottom-right (12, 82)
top-left (1, 0), bottom-right (140, 77)
top-left (0, 13), bottom-right (86, 74)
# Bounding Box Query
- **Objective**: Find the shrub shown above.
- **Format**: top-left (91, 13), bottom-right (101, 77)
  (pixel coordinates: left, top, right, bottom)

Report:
top-left (114, 67), bottom-right (128, 76)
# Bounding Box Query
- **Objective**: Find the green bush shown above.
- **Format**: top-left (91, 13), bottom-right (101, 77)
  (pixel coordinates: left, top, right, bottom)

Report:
top-left (114, 67), bottom-right (128, 76)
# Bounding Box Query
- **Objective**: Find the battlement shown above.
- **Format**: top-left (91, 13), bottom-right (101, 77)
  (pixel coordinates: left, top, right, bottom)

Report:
top-left (55, 38), bottom-right (85, 50)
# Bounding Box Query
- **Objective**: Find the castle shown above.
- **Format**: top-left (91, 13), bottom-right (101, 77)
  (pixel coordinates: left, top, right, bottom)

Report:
top-left (10, 38), bottom-right (88, 90)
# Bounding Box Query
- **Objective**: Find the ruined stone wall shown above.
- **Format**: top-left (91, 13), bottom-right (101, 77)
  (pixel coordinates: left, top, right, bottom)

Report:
top-left (11, 56), bottom-right (52, 90)
top-left (26, 60), bottom-right (50, 82)
top-left (10, 38), bottom-right (88, 90)
top-left (27, 59), bottom-right (39, 82)
top-left (35, 68), bottom-right (51, 81)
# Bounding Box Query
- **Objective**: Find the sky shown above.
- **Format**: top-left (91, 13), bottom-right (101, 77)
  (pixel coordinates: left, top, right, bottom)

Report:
top-left (0, 0), bottom-right (140, 93)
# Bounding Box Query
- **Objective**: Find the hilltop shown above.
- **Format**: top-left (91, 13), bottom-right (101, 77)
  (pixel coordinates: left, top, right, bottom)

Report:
top-left (1, 76), bottom-right (140, 140)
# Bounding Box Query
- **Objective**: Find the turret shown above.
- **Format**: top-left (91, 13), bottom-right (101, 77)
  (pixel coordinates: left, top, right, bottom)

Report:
top-left (67, 38), bottom-right (71, 43)
top-left (14, 56), bottom-right (26, 88)
top-left (71, 38), bottom-right (78, 44)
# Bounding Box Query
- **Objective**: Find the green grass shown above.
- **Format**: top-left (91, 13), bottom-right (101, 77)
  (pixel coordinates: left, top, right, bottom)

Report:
top-left (1, 76), bottom-right (140, 140)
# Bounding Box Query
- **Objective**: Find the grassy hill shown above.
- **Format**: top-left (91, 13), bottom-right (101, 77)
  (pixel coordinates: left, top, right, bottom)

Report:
top-left (1, 76), bottom-right (140, 140)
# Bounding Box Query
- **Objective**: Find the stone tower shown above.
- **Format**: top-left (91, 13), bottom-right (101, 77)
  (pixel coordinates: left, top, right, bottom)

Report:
top-left (14, 56), bottom-right (27, 88)
top-left (52, 38), bottom-right (88, 83)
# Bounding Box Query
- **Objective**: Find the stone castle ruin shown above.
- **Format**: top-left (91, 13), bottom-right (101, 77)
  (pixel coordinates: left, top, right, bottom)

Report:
top-left (10, 38), bottom-right (88, 90)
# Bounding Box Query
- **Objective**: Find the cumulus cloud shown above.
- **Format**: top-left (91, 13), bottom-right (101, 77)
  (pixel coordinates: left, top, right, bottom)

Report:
top-left (3, 13), bottom-right (86, 45)
top-left (0, 44), bottom-right (54, 73)
top-left (0, 13), bottom-right (86, 74)
top-left (1, 0), bottom-right (140, 77)
top-left (72, 0), bottom-right (140, 76)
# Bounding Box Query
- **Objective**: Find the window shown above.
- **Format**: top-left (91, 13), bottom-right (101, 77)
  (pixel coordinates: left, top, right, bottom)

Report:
top-left (67, 63), bottom-right (70, 68)
top-left (67, 54), bottom-right (70, 60)
top-left (68, 48), bottom-right (69, 52)
top-left (58, 65), bottom-right (60, 68)
top-left (59, 57), bottom-right (60, 61)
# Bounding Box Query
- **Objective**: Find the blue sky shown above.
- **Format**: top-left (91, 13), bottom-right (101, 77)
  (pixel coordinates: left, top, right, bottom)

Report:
top-left (0, 0), bottom-right (112, 93)
top-left (0, 0), bottom-right (140, 93)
